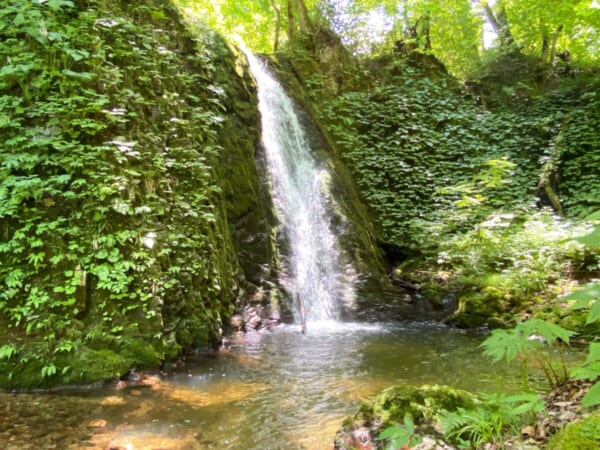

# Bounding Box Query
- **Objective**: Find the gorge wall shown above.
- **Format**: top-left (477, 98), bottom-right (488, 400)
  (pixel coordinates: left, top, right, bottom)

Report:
top-left (0, 0), bottom-right (281, 389)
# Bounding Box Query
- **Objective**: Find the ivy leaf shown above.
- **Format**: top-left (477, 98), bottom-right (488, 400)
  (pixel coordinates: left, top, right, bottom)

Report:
top-left (0, 114), bottom-right (10, 128)
top-left (63, 48), bottom-right (90, 62)
top-left (46, 0), bottom-right (75, 10)
top-left (62, 69), bottom-right (93, 80)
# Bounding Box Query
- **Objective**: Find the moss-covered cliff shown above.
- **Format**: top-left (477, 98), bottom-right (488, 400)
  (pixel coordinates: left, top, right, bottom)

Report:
top-left (274, 41), bottom-right (600, 329)
top-left (260, 54), bottom-right (448, 322)
top-left (0, 0), bottom-right (277, 389)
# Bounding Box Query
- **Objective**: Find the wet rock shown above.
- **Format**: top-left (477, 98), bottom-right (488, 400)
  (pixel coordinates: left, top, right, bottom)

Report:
top-left (247, 315), bottom-right (262, 330)
top-left (140, 374), bottom-right (162, 387)
top-left (123, 368), bottom-right (141, 383)
top-left (268, 309), bottom-right (281, 323)
top-left (243, 306), bottom-right (264, 330)
top-left (334, 426), bottom-right (374, 450)
top-left (100, 396), bottom-right (125, 406)
top-left (222, 331), bottom-right (247, 348)
top-left (230, 314), bottom-right (244, 330)
top-left (87, 419), bottom-right (108, 428)
top-left (413, 436), bottom-right (454, 449)
top-left (521, 425), bottom-right (536, 437)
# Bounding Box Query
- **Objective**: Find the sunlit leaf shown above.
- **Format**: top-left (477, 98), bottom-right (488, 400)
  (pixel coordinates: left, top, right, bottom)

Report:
top-left (516, 319), bottom-right (575, 345)
top-left (62, 69), bottom-right (93, 80)
top-left (586, 300), bottom-right (600, 325)
top-left (565, 283), bottom-right (600, 300)
top-left (574, 227), bottom-right (600, 247)
top-left (586, 210), bottom-right (600, 220)
top-left (581, 381), bottom-right (600, 408)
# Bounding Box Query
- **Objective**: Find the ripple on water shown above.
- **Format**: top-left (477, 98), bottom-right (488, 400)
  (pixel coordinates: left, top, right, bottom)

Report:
top-left (3, 322), bottom-right (540, 449)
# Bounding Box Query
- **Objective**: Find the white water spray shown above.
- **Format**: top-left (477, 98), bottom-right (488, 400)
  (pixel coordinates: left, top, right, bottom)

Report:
top-left (245, 53), bottom-right (356, 325)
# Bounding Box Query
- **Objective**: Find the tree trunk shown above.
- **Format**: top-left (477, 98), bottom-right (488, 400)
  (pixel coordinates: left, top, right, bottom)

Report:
top-left (549, 25), bottom-right (563, 65)
top-left (541, 181), bottom-right (564, 217)
top-left (482, 1), bottom-right (515, 48)
top-left (542, 25), bottom-right (563, 64)
top-left (287, 0), bottom-right (294, 41)
top-left (538, 117), bottom-right (570, 217)
top-left (293, 0), bottom-right (313, 33)
top-left (541, 32), bottom-right (550, 63)
top-left (270, 0), bottom-right (281, 51)
top-left (422, 11), bottom-right (431, 51)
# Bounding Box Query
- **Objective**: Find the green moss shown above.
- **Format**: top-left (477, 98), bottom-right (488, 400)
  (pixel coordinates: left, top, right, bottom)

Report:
top-left (547, 414), bottom-right (600, 450)
top-left (452, 291), bottom-right (504, 328)
top-left (366, 384), bottom-right (476, 427)
top-left (63, 348), bottom-right (131, 385)
top-left (119, 338), bottom-right (164, 368)
top-left (0, 347), bottom-right (130, 390)
top-left (420, 283), bottom-right (449, 307)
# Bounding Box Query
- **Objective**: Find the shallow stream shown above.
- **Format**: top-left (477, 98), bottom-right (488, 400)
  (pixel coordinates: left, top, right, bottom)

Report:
top-left (1, 321), bottom-right (540, 449)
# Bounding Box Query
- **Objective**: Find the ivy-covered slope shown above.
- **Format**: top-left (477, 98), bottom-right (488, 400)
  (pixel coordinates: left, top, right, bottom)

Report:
top-left (311, 55), bottom-right (600, 249)
top-left (0, 0), bottom-right (272, 388)
top-left (283, 47), bottom-right (600, 328)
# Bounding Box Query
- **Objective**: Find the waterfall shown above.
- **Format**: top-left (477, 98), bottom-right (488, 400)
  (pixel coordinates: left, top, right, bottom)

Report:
top-left (246, 53), bottom-right (356, 325)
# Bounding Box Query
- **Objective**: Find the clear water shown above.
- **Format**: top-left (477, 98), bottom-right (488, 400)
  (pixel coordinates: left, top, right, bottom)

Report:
top-left (0, 323), bottom-right (538, 450)
top-left (246, 52), bottom-right (356, 322)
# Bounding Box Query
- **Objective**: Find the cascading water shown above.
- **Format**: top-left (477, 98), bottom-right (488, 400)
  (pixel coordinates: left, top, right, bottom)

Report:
top-left (246, 53), bottom-right (356, 326)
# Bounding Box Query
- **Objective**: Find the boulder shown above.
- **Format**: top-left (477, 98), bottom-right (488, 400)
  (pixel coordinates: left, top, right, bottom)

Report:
top-left (334, 384), bottom-right (475, 450)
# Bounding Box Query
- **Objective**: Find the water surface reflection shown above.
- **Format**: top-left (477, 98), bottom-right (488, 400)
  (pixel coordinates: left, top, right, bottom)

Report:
top-left (2, 322), bottom-right (532, 449)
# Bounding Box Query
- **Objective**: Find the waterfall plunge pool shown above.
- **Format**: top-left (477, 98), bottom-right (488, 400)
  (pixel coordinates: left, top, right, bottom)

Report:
top-left (1, 321), bottom-right (548, 449)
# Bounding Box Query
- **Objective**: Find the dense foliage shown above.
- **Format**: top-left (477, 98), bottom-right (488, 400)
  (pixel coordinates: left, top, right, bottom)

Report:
top-left (0, 0), bottom-right (258, 388)
top-left (279, 33), bottom-right (600, 327)
top-left (313, 54), bottom-right (599, 240)
top-left (181, 0), bottom-right (600, 79)
top-left (1, 0), bottom-right (598, 400)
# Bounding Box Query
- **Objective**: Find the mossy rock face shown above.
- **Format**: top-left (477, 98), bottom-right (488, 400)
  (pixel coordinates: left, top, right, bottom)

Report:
top-left (546, 414), bottom-right (600, 450)
top-left (451, 291), bottom-right (505, 328)
top-left (0, 348), bottom-right (131, 390)
top-left (0, 0), bottom-right (280, 389)
top-left (260, 53), bottom-right (436, 321)
top-left (61, 348), bottom-right (131, 386)
top-left (212, 44), bottom-right (284, 316)
top-left (118, 337), bottom-right (164, 369)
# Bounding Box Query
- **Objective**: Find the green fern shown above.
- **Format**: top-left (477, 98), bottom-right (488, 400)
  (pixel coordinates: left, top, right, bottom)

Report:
top-left (481, 319), bottom-right (574, 388)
